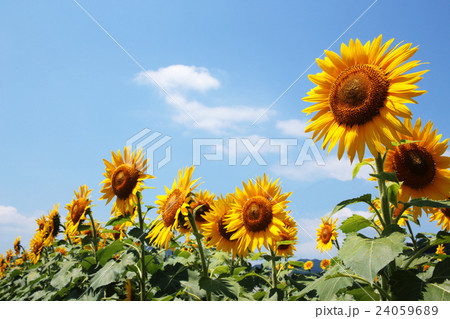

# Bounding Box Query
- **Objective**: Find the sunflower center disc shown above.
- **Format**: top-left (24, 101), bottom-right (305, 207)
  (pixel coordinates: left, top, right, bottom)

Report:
top-left (71, 199), bottom-right (87, 225)
top-left (393, 144), bottom-right (436, 189)
top-left (192, 201), bottom-right (211, 223)
top-left (277, 234), bottom-right (290, 251)
top-left (442, 208), bottom-right (450, 218)
top-left (321, 226), bottom-right (332, 244)
top-left (162, 189), bottom-right (183, 228)
top-left (329, 64), bottom-right (389, 126)
top-left (242, 196), bottom-right (273, 232)
top-left (218, 217), bottom-right (236, 241)
top-left (111, 164), bottom-right (139, 199)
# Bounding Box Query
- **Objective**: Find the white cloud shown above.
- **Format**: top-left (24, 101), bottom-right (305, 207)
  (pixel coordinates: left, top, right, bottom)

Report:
top-left (276, 119), bottom-right (310, 138)
top-left (271, 156), bottom-right (372, 182)
top-left (0, 206), bottom-right (41, 253)
top-left (134, 65), bottom-right (273, 134)
top-left (134, 64), bottom-right (220, 93)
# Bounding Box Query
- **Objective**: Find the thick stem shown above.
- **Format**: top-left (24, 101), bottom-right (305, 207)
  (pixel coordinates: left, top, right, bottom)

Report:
top-left (187, 209), bottom-right (211, 301)
top-left (86, 209), bottom-right (98, 263)
top-left (136, 192), bottom-right (147, 301)
top-left (375, 154), bottom-right (391, 225)
top-left (270, 248), bottom-right (278, 289)
top-left (406, 220), bottom-right (418, 251)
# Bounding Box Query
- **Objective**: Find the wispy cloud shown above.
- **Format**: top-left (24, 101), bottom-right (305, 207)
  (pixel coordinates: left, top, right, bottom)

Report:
top-left (276, 119), bottom-right (311, 138)
top-left (134, 65), bottom-right (273, 134)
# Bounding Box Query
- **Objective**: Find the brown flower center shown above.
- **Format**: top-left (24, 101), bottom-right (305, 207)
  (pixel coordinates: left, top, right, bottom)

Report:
top-left (242, 196), bottom-right (273, 232)
top-left (392, 143), bottom-right (436, 189)
top-left (191, 201), bottom-right (211, 223)
top-left (218, 216), bottom-right (236, 241)
top-left (329, 64), bottom-right (389, 127)
top-left (111, 164), bottom-right (139, 199)
top-left (442, 208), bottom-right (450, 218)
top-left (321, 225), bottom-right (332, 244)
top-left (162, 189), bottom-right (184, 228)
top-left (277, 234), bottom-right (291, 251)
top-left (71, 198), bottom-right (88, 225)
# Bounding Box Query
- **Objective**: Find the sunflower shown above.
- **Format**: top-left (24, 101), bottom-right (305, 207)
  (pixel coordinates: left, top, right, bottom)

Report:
top-left (55, 247), bottom-right (67, 256)
top-left (316, 217), bottom-right (338, 252)
top-left (320, 259), bottom-right (331, 270)
top-left (202, 194), bottom-right (241, 258)
top-left (147, 166), bottom-right (200, 249)
top-left (304, 260), bottom-right (314, 271)
top-left (429, 201), bottom-right (450, 231)
top-left (384, 118), bottom-right (450, 220)
top-left (436, 244), bottom-right (446, 256)
top-left (5, 249), bottom-right (13, 265)
top-left (226, 174), bottom-right (291, 255)
top-left (43, 204), bottom-right (60, 246)
top-left (29, 233), bottom-right (45, 264)
top-left (274, 215), bottom-right (298, 257)
top-left (14, 236), bottom-right (21, 256)
top-left (303, 35), bottom-right (428, 162)
top-left (190, 190), bottom-right (216, 233)
top-left (100, 147), bottom-right (154, 215)
top-left (65, 185), bottom-right (93, 236)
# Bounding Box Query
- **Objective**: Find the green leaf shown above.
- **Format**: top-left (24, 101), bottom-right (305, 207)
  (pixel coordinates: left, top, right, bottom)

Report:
top-left (212, 266), bottom-right (230, 276)
top-left (199, 277), bottom-right (239, 300)
top-left (402, 198), bottom-right (450, 209)
top-left (250, 252), bottom-right (263, 261)
top-left (389, 270), bottom-right (424, 301)
top-left (105, 215), bottom-right (132, 227)
top-left (387, 182), bottom-right (401, 208)
top-left (352, 160), bottom-right (373, 179)
top-left (423, 280), bottom-right (450, 301)
top-left (288, 260), bottom-right (304, 268)
top-left (330, 194), bottom-right (372, 216)
top-left (430, 259), bottom-right (450, 283)
top-left (346, 285), bottom-right (380, 301)
top-left (430, 231), bottom-right (450, 246)
top-left (97, 240), bottom-right (124, 266)
top-left (81, 256), bottom-right (97, 271)
top-left (50, 261), bottom-right (84, 290)
top-left (339, 215), bottom-right (372, 234)
top-left (338, 232), bottom-right (406, 282)
top-left (277, 240), bottom-right (296, 247)
top-left (370, 172), bottom-right (398, 183)
top-left (128, 227), bottom-right (147, 241)
top-left (90, 253), bottom-right (136, 291)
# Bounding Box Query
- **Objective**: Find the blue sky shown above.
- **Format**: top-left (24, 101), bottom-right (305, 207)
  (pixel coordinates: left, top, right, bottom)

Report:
top-left (0, 0), bottom-right (449, 259)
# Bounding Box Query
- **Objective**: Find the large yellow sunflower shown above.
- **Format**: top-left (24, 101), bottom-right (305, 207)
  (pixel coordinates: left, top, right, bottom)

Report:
top-left (147, 166), bottom-right (200, 249)
top-left (316, 217), bottom-right (338, 252)
top-left (226, 174), bottom-right (291, 255)
top-left (303, 35), bottom-right (428, 162)
top-left (65, 185), bottom-right (93, 236)
top-left (273, 215), bottom-right (298, 257)
top-left (384, 118), bottom-right (450, 219)
top-left (202, 194), bottom-right (241, 258)
top-left (29, 233), bottom-right (45, 264)
top-left (100, 147), bottom-right (154, 214)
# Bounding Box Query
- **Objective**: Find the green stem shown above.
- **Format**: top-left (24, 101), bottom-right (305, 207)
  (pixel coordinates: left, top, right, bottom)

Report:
top-left (375, 154), bottom-right (391, 225)
top-left (405, 220), bottom-right (418, 251)
top-left (187, 208), bottom-right (211, 301)
top-left (337, 273), bottom-right (391, 301)
top-left (270, 248), bottom-right (278, 289)
top-left (403, 244), bottom-right (433, 270)
top-left (368, 202), bottom-right (385, 229)
top-left (333, 239), bottom-right (340, 250)
top-left (136, 192), bottom-right (148, 301)
top-left (392, 204), bottom-right (411, 226)
top-left (86, 209), bottom-right (98, 263)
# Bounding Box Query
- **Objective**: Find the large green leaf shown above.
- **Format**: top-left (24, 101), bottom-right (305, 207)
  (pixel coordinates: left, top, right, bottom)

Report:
top-left (423, 280), bottom-right (450, 301)
top-left (346, 285), bottom-right (380, 301)
top-left (338, 232), bottom-right (406, 282)
top-left (90, 253), bottom-right (136, 291)
top-left (50, 260), bottom-right (84, 290)
top-left (339, 215), bottom-right (372, 234)
top-left (97, 240), bottom-right (124, 266)
top-left (105, 215), bottom-right (132, 227)
top-left (330, 194), bottom-right (372, 216)
top-left (402, 198), bottom-right (450, 209)
top-left (387, 182), bottom-right (401, 208)
top-left (389, 270), bottom-right (424, 301)
top-left (430, 259), bottom-right (450, 283)
top-left (370, 172), bottom-right (398, 183)
top-left (352, 160), bottom-right (374, 179)
top-left (199, 277), bottom-right (239, 300)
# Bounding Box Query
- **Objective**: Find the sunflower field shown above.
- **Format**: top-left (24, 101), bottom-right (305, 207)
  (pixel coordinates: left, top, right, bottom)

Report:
top-left (1, 35), bottom-right (450, 301)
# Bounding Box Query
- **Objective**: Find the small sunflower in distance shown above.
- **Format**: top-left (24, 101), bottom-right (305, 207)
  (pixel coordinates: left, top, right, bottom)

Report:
top-left (304, 260), bottom-right (314, 271)
top-left (384, 118), bottom-right (450, 220)
top-left (65, 185), bottom-right (93, 236)
top-left (203, 194), bottom-right (240, 258)
top-left (100, 147), bottom-right (154, 215)
top-left (320, 259), bottom-right (331, 270)
top-left (14, 237), bottom-right (21, 256)
top-left (316, 217), bottom-right (338, 252)
top-left (303, 35), bottom-right (428, 162)
top-left (226, 174), bottom-right (291, 255)
top-left (147, 166), bottom-right (200, 250)
top-left (29, 233), bottom-right (45, 264)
